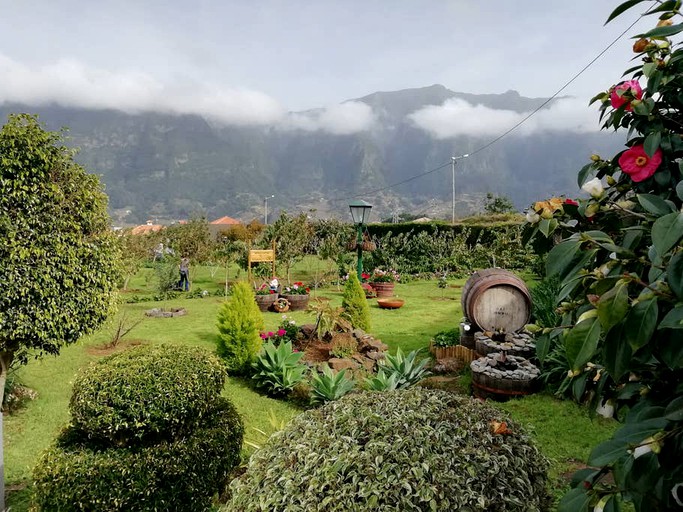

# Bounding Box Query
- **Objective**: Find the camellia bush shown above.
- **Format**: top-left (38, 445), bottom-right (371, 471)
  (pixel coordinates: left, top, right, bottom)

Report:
top-left (525, 3), bottom-right (683, 510)
top-left (224, 388), bottom-right (549, 511)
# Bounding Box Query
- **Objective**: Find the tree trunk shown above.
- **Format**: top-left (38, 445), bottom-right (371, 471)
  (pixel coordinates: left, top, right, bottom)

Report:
top-left (0, 351), bottom-right (14, 512)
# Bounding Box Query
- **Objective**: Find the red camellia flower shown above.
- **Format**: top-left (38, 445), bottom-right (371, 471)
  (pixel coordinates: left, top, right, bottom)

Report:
top-left (564, 198), bottom-right (578, 206)
top-left (618, 145), bottom-right (663, 182)
top-left (610, 80), bottom-right (642, 111)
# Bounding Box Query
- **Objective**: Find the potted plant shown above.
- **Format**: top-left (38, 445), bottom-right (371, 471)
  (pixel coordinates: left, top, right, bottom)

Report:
top-left (254, 283), bottom-right (277, 312)
top-left (369, 269), bottom-right (400, 298)
top-left (281, 281), bottom-right (311, 311)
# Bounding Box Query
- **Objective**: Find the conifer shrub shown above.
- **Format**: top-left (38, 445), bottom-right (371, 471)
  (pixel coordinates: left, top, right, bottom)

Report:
top-left (341, 272), bottom-right (370, 332)
top-left (225, 388), bottom-right (550, 511)
top-left (216, 281), bottom-right (265, 374)
top-left (32, 344), bottom-right (244, 511)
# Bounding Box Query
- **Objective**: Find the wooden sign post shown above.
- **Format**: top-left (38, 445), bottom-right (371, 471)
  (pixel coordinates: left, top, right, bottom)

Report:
top-left (247, 241), bottom-right (276, 283)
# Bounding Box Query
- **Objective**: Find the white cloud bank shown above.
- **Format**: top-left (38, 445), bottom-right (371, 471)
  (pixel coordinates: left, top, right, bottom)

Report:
top-left (408, 97), bottom-right (601, 139)
top-left (282, 102), bottom-right (376, 135)
top-left (0, 54), bottom-right (375, 134)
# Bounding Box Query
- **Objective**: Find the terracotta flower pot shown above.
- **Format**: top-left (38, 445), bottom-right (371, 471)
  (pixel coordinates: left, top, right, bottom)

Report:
top-left (371, 282), bottom-right (395, 298)
top-left (377, 298), bottom-right (404, 309)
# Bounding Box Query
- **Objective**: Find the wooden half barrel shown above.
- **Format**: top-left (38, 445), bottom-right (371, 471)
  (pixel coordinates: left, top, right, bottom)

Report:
top-left (461, 269), bottom-right (531, 333)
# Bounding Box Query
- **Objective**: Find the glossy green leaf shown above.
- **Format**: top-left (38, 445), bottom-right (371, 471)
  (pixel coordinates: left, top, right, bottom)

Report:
top-left (597, 280), bottom-right (630, 330)
top-left (613, 417), bottom-right (667, 443)
top-left (624, 298), bottom-right (658, 351)
top-left (652, 212), bottom-right (683, 257)
top-left (638, 194), bottom-right (674, 217)
top-left (668, 252), bottom-right (683, 299)
top-left (643, 23), bottom-right (683, 38)
top-left (605, 0), bottom-right (647, 25)
top-left (658, 305), bottom-right (683, 329)
top-left (644, 132), bottom-right (662, 158)
top-left (589, 439), bottom-right (629, 466)
top-left (676, 180), bottom-right (683, 201)
top-left (546, 240), bottom-right (583, 278)
top-left (565, 317), bottom-right (601, 371)
top-left (535, 333), bottom-right (550, 365)
top-left (578, 163), bottom-right (593, 188)
top-left (664, 396), bottom-right (683, 421)
top-left (558, 486), bottom-right (590, 512)
top-left (539, 217), bottom-right (558, 238)
top-left (603, 324), bottom-right (633, 381)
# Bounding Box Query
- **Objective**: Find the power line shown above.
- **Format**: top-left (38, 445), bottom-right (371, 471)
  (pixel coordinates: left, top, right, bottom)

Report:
top-left (330, 9), bottom-right (646, 204)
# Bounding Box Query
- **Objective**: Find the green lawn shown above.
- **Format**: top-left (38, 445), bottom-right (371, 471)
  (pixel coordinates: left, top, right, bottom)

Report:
top-left (4, 261), bottom-right (617, 510)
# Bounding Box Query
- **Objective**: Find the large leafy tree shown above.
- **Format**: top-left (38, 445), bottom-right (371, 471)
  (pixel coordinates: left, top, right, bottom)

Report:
top-left (525, 3), bottom-right (683, 510)
top-left (0, 114), bottom-right (120, 506)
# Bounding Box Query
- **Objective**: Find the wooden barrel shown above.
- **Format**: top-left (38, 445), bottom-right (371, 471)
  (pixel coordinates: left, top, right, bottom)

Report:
top-left (461, 269), bottom-right (531, 333)
top-left (282, 294), bottom-right (310, 311)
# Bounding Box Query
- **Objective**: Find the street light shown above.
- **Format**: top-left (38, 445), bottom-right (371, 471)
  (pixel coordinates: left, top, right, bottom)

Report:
top-left (349, 200), bottom-right (373, 280)
top-left (264, 195), bottom-right (274, 225)
top-left (451, 154), bottom-right (469, 224)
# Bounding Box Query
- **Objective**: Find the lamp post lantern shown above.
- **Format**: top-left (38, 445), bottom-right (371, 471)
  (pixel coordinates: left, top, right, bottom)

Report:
top-left (349, 200), bottom-right (372, 280)
top-left (264, 195), bottom-right (274, 225)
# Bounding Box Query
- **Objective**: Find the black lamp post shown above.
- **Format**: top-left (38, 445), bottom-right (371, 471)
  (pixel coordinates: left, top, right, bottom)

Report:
top-left (349, 200), bottom-right (372, 280)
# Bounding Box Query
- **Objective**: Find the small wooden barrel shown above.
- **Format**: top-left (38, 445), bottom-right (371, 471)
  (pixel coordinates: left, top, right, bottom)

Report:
top-left (282, 294), bottom-right (310, 311)
top-left (255, 295), bottom-right (275, 312)
top-left (461, 269), bottom-right (531, 333)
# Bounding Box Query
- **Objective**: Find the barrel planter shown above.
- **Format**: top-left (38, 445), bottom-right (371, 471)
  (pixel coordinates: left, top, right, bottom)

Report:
top-left (282, 294), bottom-right (310, 311)
top-left (370, 282), bottom-right (395, 298)
top-left (474, 331), bottom-right (535, 359)
top-left (255, 294), bottom-right (276, 312)
top-left (461, 269), bottom-right (531, 333)
top-left (470, 353), bottom-right (540, 401)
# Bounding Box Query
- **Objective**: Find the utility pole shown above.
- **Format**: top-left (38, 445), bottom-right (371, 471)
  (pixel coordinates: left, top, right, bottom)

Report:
top-left (451, 154), bottom-right (469, 224)
top-left (264, 195), bottom-right (274, 225)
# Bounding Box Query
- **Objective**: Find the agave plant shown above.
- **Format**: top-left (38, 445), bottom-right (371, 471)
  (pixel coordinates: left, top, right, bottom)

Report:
top-left (364, 369), bottom-right (399, 392)
top-left (252, 341), bottom-right (307, 396)
top-left (310, 363), bottom-right (355, 404)
top-left (380, 348), bottom-right (431, 389)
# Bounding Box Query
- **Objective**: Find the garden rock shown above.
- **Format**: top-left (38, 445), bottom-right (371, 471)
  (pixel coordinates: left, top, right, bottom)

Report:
top-left (144, 307), bottom-right (187, 318)
top-left (328, 357), bottom-right (360, 371)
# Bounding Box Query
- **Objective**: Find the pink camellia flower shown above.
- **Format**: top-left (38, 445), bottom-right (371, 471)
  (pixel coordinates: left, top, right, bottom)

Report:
top-left (618, 145), bottom-right (663, 182)
top-left (610, 80), bottom-right (642, 111)
top-left (277, 329), bottom-right (286, 336)
top-left (267, 331), bottom-right (274, 337)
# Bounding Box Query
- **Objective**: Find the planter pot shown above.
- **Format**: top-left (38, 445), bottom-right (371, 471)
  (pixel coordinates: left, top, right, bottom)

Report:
top-left (255, 294), bottom-right (276, 312)
top-left (282, 294), bottom-right (310, 311)
top-left (377, 298), bottom-right (404, 310)
top-left (371, 282), bottom-right (395, 298)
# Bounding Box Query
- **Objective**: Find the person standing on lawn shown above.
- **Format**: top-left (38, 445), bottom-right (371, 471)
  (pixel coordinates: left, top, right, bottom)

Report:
top-left (179, 256), bottom-right (190, 291)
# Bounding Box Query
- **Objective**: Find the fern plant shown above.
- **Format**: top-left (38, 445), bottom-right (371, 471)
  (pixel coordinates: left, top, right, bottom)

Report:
top-left (252, 341), bottom-right (307, 396)
top-left (310, 364), bottom-right (355, 404)
top-left (364, 369), bottom-right (399, 392)
top-left (380, 348), bottom-right (431, 389)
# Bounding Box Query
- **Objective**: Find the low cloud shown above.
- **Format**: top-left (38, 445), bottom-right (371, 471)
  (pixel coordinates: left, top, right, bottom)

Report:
top-left (282, 101), bottom-right (376, 135)
top-left (0, 54), bottom-right (284, 125)
top-left (408, 97), bottom-right (600, 139)
top-left (0, 54), bottom-right (377, 135)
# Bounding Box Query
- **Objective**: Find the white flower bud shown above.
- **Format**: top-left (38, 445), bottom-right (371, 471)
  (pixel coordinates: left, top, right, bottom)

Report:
top-left (582, 178), bottom-right (604, 199)
top-left (525, 210), bottom-right (541, 224)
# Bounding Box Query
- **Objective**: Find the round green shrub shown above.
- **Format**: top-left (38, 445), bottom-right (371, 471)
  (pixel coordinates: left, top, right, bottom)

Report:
top-left (69, 344), bottom-right (227, 444)
top-left (226, 388), bottom-right (550, 511)
top-left (33, 398), bottom-right (243, 512)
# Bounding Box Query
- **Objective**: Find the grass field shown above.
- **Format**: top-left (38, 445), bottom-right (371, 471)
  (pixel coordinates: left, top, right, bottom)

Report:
top-left (4, 260), bottom-right (617, 509)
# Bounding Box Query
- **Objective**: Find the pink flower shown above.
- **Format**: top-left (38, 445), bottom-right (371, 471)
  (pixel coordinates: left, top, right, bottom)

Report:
top-left (564, 198), bottom-right (578, 206)
top-left (618, 145), bottom-right (663, 182)
top-left (260, 333), bottom-right (267, 339)
top-left (277, 329), bottom-right (286, 336)
top-left (267, 331), bottom-right (274, 337)
top-left (610, 80), bottom-right (642, 111)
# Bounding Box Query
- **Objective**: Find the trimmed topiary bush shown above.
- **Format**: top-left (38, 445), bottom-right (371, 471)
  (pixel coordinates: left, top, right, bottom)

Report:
top-left (226, 388), bottom-right (550, 511)
top-left (341, 272), bottom-right (370, 332)
top-left (69, 344), bottom-right (227, 444)
top-left (33, 398), bottom-right (242, 512)
top-left (216, 281), bottom-right (265, 374)
top-left (32, 344), bottom-right (244, 512)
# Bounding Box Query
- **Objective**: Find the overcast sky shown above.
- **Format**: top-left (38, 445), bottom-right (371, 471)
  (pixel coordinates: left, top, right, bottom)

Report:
top-left (0, 1), bottom-right (652, 132)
